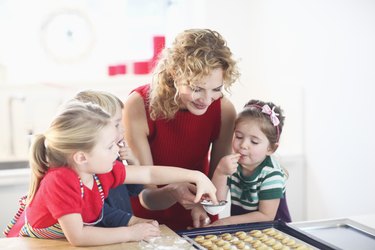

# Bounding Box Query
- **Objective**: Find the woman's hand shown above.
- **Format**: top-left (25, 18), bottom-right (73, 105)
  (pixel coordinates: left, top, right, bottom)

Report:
top-left (168, 183), bottom-right (198, 209)
top-left (194, 171), bottom-right (218, 204)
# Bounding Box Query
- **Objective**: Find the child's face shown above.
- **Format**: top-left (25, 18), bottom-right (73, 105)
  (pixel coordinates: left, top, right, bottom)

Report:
top-left (232, 119), bottom-right (273, 170)
top-left (112, 106), bottom-right (125, 143)
top-left (86, 123), bottom-right (119, 174)
top-left (177, 68), bottom-right (224, 116)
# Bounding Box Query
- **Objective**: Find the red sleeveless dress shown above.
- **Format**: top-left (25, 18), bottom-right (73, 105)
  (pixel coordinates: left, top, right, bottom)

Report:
top-left (130, 84), bottom-right (221, 230)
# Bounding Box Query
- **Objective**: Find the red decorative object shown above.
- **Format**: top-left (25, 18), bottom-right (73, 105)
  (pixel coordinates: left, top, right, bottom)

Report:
top-left (133, 35), bottom-right (165, 75)
top-left (108, 64), bottom-right (127, 76)
top-left (117, 64), bottom-right (126, 75)
top-left (108, 65), bottom-right (117, 76)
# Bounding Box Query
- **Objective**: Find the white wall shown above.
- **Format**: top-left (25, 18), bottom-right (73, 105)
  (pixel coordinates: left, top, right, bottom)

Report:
top-left (1, 0), bottom-right (375, 227)
top-left (201, 0), bottom-right (375, 220)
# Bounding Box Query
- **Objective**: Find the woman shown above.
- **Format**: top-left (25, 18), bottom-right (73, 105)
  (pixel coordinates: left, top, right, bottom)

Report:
top-left (123, 28), bottom-right (240, 230)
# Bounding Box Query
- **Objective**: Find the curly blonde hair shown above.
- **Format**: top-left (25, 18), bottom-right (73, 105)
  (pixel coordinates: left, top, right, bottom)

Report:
top-left (149, 29), bottom-right (240, 120)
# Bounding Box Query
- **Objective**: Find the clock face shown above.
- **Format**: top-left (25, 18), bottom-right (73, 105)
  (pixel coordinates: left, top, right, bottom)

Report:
top-left (40, 9), bottom-right (95, 63)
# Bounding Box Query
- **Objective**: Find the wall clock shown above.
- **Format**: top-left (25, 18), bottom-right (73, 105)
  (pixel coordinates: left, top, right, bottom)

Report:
top-left (40, 8), bottom-right (95, 63)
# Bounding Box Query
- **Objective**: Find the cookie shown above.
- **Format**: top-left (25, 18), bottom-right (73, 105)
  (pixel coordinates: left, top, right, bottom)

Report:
top-left (263, 228), bottom-right (277, 236)
top-left (265, 238), bottom-right (276, 246)
top-left (220, 233), bottom-right (232, 241)
top-left (194, 235), bottom-right (205, 243)
top-left (205, 234), bottom-right (218, 240)
top-left (250, 229), bottom-right (263, 237)
top-left (259, 234), bottom-right (269, 242)
top-left (201, 239), bottom-right (213, 248)
top-left (243, 235), bottom-right (254, 242)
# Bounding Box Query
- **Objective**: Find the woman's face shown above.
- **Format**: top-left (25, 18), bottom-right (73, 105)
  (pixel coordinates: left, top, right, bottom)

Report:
top-left (177, 68), bottom-right (224, 116)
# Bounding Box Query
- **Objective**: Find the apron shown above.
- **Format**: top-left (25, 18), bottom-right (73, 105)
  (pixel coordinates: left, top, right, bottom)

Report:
top-left (3, 174), bottom-right (104, 238)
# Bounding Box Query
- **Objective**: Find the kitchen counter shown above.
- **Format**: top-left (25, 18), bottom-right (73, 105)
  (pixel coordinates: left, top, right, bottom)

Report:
top-left (349, 213), bottom-right (375, 229)
top-left (1, 215), bottom-right (375, 249)
top-left (0, 225), bottom-right (178, 250)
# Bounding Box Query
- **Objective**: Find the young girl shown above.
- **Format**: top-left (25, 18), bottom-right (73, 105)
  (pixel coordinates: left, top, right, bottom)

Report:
top-left (4, 101), bottom-right (217, 246)
top-left (73, 90), bottom-right (145, 228)
top-left (210, 99), bottom-right (291, 226)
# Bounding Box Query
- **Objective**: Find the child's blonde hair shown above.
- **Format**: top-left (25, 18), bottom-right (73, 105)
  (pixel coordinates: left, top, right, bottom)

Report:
top-left (27, 101), bottom-right (111, 204)
top-left (149, 28), bottom-right (240, 120)
top-left (73, 90), bottom-right (123, 116)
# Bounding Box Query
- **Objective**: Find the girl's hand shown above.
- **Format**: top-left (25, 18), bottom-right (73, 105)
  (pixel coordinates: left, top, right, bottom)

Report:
top-left (216, 153), bottom-right (240, 176)
top-left (191, 205), bottom-right (210, 228)
top-left (194, 172), bottom-right (218, 204)
top-left (127, 221), bottom-right (161, 241)
top-left (208, 218), bottom-right (226, 227)
top-left (128, 216), bottom-right (159, 226)
top-left (118, 141), bottom-right (140, 165)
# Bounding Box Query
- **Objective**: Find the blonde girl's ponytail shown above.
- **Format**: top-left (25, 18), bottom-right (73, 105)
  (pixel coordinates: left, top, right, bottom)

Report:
top-left (27, 134), bottom-right (49, 205)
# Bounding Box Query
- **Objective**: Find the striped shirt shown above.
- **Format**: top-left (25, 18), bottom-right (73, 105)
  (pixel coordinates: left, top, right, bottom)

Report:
top-left (228, 156), bottom-right (287, 213)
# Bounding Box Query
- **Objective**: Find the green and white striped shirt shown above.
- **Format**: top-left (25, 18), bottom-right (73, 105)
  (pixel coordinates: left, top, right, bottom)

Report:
top-left (228, 156), bottom-right (287, 212)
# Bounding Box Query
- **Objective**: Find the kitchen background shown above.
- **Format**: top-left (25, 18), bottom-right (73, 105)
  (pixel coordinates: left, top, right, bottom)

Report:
top-left (1, 0), bottom-right (374, 234)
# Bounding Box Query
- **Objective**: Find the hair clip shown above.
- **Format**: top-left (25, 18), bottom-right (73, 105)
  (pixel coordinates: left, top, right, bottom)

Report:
top-left (261, 104), bottom-right (280, 127)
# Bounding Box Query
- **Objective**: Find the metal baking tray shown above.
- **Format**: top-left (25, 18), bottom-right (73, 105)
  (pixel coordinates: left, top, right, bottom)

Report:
top-left (290, 218), bottom-right (375, 250)
top-left (177, 220), bottom-right (337, 249)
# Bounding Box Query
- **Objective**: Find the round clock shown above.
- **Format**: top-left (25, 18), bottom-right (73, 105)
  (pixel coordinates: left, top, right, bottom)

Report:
top-left (40, 8), bottom-right (95, 63)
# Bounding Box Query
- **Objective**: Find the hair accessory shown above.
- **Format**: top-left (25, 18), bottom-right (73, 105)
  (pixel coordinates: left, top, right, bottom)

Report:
top-left (245, 103), bottom-right (281, 142)
top-left (261, 104), bottom-right (280, 127)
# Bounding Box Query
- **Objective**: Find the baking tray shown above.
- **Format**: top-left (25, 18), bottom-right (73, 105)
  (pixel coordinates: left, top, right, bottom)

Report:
top-left (290, 218), bottom-right (375, 250)
top-left (177, 220), bottom-right (337, 249)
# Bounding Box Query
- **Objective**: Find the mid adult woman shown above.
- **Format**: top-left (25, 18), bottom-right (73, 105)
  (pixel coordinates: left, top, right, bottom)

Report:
top-left (123, 28), bottom-right (240, 231)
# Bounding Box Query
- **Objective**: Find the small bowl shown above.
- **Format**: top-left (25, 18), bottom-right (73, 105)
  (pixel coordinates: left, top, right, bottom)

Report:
top-left (200, 200), bottom-right (228, 215)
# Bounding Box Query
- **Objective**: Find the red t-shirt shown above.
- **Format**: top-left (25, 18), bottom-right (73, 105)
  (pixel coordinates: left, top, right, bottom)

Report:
top-left (26, 161), bottom-right (125, 228)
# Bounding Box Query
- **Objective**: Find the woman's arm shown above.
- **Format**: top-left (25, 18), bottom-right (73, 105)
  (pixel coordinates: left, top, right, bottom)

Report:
top-left (125, 165), bottom-right (218, 204)
top-left (122, 92), bottom-right (154, 167)
top-left (209, 97), bottom-right (237, 178)
top-left (122, 92), bottom-right (197, 209)
top-left (209, 199), bottom-right (280, 226)
top-left (59, 213), bottom-right (160, 246)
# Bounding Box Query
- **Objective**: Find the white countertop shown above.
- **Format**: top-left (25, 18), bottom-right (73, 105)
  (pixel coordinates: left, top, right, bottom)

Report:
top-left (349, 213), bottom-right (375, 229)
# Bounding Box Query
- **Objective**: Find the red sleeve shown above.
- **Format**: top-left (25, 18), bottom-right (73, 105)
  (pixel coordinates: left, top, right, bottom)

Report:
top-left (44, 168), bottom-right (83, 220)
top-left (97, 160), bottom-right (126, 198)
